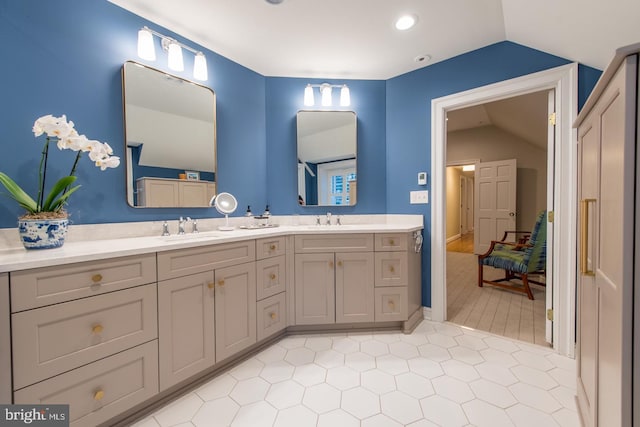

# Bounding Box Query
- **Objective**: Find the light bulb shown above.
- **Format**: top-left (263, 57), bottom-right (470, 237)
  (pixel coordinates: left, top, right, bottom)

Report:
top-left (321, 85), bottom-right (332, 106)
top-left (193, 52), bottom-right (208, 81)
top-left (137, 28), bottom-right (155, 61)
top-left (395, 14), bottom-right (417, 30)
top-left (340, 85), bottom-right (351, 106)
top-left (304, 85), bottom-right (315, 106)
top-left (167, 42), bottom-right (184, 71)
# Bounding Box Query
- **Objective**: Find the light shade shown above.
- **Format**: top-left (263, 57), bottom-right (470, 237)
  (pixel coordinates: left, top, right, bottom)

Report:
top-left (340, 85), bottom-right (351, 106)
top-left (462, 164), bottom-right (475, 172)
top-left (304, 85), bottom-right (314, 106)
top-left (193, 52), bottom-right (208, 81)
top-left (137, 28), bottom-right (156, 61)
top-left (167, 42), bottom-right (184, 71)
top-left (321, 85), bottom-right (332, 106)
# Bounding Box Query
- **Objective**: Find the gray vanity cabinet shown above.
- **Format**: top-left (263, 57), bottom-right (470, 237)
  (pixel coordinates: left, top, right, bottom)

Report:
top-left (294, 234), bottom-right (375, 325)
top-left (157, 241), bottom-right (257, 389)
top-left (158, 271), bottom-right (215, 391)
top-left (214, 262), bottom-right (257, 362)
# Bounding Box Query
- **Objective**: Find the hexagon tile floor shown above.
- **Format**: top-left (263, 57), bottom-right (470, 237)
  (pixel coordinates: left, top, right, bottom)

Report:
top-left (132, 320), bottom-right (579, 427)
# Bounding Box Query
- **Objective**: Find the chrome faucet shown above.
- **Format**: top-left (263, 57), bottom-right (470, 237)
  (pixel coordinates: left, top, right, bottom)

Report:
top-left (178, 216), bottom-right (186, 235)
top-left (326, 212), bottom-right (332, 225)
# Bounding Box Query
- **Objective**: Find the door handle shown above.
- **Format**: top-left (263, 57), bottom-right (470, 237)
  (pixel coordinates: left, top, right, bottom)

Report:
top-left (509, 212), bottom-right (515, 217)
top-left (580, 199), bottom-right (596, 276)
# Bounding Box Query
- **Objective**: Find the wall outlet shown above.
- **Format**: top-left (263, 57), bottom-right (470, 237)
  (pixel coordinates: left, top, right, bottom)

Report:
top-left (410, 190), bottom-right (429, 204)
top-left (418, 172), bottom-right (427, 185)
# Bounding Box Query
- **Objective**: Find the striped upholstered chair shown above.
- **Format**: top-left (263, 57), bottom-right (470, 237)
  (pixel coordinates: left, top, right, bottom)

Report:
top-left (477, 211), bottom-right (547, 300)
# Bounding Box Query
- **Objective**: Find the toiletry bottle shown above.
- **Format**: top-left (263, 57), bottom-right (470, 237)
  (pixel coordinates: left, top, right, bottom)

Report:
top-left (245, 205), bottom-right (253, 227)
top-left (263, 205), bottom-right (271, 226)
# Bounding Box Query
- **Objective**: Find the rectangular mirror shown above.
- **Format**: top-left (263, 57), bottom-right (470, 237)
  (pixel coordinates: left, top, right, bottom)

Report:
top-left (122, 61), bottom-right (217, 208)
top-left (297, 110), bottom-right (357, 206)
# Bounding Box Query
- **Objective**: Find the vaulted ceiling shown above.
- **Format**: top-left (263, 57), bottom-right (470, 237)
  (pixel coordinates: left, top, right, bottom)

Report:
top-left (109, 0), bottom-right (640, 79)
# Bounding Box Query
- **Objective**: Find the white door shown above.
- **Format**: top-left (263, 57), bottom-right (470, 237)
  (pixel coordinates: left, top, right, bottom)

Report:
top-left (473, 159), bottom-right (517, 254)
top-left (460, 176), bottom-right (468, 234)
top-left (545, 89), bottom-right (555, 344)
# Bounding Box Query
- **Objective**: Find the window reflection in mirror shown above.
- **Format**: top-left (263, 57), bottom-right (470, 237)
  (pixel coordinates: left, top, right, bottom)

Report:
top-left (296, 110), bottom-right (357, 206)
top-left (122, 61), bottom-right (217, 208)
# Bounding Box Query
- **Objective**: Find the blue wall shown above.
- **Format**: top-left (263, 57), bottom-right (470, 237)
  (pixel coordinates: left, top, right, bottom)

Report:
top-left (265, 77), bottom-right (387, 215)
top-left (385, 42), bottom-right (601, 306)
top-left (0, 2), bottom-right (602, 308)
top-left (0, 1), bottom-right (267, 226)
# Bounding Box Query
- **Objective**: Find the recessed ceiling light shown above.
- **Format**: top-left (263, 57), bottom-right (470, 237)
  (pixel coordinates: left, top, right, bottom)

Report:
top-left (265, 0), bottom-right (284, 4)
top-left (395, 14), bottom-right (418, 31)
top-left (414, 54), bottom-right (431, 63)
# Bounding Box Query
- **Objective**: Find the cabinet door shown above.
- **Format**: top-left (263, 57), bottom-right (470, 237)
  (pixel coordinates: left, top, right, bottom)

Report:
top-left (158, 272), bottom-right (215, 391)
top-left (215, 263), bottom-right (257, 362)
top-left (335, 252), bottom-right (374, 323)
top-left (295, 253), bottom-right (335, 325)
top-left (179, 181), bottom-right (209, 206)
top-left (141, 179), bottom-right (179, 207)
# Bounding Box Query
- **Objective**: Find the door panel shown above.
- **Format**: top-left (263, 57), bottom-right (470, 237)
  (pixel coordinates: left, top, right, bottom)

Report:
top-left (474, 159), bottom-right (517, 254)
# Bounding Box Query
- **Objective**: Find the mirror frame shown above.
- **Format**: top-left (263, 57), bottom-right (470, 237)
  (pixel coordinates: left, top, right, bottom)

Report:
top-left (121, 60), bottom-right (217, 208)
top-left (296, 110), bottom-right (357, 207)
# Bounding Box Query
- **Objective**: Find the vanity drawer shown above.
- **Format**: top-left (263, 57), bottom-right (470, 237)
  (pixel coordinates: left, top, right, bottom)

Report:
top-left (375, 233), bottom-right (409, 252)
top-left (257, 292), bottom-right (286, 341)
top-left (256, 236), bottom-right (286, 260)
top-left (374, 287), bottom-right (408, 322)
top-left (374, 252), bottom-right (408, 287)
top-left (256, 255), bottom-right (286, 300)
top-left (12, 284), bottom-right (157, 390)
top-left (14, 340), bottom-right (159, 427)
top-left (295, 234), bottom-right (373, 253)
top-left (10, 254), bottom-right (156, 312)
top-left (158, 240), bottom-right (256, 280)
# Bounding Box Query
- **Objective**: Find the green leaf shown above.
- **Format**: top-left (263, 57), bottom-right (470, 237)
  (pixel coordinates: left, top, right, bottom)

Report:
top-left (41, 176), bottom-right (78, 212)
top-left (47, 185), bottom-right (81, 212)
top-left (0, 172), bottom-right (38, 213)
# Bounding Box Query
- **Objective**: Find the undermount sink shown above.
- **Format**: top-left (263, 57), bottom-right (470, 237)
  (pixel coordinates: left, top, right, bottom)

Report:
top-left (158, 231), bottom-right (226, 241)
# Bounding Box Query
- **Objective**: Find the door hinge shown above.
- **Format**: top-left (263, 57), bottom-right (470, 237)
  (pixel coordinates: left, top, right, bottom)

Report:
top-left (548, 211), bottom-right (554, 223)
top-left (548, 112), bottom-right (556, 126)
top-left (547, 309), bottom-right (554, 321)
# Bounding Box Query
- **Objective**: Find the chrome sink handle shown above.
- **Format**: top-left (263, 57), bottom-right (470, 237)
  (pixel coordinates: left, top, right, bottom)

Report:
top-left (162, 221), bottom-right (170, 236)
top-left (316, 216), bottom-right (321, 226)
top-left (178, 217), bottom-right (186, 235)
top-left (336, 215), bottom-right (342, 226)
top-left (191, 218), bottom-right (199, 233)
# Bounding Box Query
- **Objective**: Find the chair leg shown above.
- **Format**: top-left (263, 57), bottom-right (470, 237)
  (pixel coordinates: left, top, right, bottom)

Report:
top-left (478, 263), bottom-right (484, 288)
top-left (522, 274), bottom-right (534, 300)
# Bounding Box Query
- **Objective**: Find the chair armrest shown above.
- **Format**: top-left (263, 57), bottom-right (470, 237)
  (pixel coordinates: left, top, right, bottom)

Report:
top-left (501, 230), bottom-right (531, 242)
top-left (478, 240), bottom-right (532, 260)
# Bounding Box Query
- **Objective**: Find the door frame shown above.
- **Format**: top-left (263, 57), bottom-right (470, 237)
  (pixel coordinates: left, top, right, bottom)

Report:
top-left (430, 63), bottom-right (578, 357)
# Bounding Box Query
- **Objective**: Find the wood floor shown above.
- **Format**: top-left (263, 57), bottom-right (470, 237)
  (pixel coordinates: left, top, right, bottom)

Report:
top-left (445, 234), bottom-right (548, 347)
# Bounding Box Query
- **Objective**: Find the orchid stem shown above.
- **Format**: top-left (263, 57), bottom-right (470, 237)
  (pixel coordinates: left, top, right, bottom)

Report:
top-left (37, 137), bottom-right (51, 211)
top-left (63, 151), bottom-right (82, 196)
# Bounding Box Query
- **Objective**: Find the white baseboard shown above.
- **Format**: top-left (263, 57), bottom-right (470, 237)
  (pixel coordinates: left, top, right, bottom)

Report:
top-left (422, 307), bottom-right (432, 320)
top-left (446, 234), bottom-right (461, 244)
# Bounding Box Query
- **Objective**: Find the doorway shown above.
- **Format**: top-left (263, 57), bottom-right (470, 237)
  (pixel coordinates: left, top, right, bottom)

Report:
top-left (445, 94), bottom-right (549, 345)
top-left (430, 64), bottom-right (578, 357)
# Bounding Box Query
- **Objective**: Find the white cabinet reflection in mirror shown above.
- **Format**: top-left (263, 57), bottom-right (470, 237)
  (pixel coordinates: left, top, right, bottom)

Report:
top-left (122, 61), bottom-right (217, 208)
top-left (136, 177), bottom-right (216, 207)
top-left (297, 110), bottom-right (357, 206)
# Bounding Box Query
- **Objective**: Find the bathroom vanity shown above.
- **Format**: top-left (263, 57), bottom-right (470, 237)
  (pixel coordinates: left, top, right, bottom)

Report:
top-left (0, 215), bottom-right (423, 427)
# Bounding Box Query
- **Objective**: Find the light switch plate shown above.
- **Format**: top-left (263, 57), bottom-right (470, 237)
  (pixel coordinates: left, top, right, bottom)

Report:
top-left (410, 190), bottom-right (429, 204)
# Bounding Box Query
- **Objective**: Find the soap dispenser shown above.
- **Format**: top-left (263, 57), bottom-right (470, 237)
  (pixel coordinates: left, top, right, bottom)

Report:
top-left (244, 205), bottom-right (253, 228)
top-left (262, 205), bottom-right (271, 217)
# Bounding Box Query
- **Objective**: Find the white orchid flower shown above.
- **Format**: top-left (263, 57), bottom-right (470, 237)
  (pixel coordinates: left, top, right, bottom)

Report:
top-left (95, 155), bottom-right (120, 171)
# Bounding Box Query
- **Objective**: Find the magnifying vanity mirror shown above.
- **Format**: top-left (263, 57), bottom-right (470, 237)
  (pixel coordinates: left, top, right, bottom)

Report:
top-left (296, 110), bottom-right (357, 206)
top-left (122, 61), bottom-right (217, 208)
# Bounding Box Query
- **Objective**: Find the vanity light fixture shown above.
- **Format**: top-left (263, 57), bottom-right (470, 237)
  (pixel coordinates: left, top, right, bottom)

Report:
top-left (137, 26), bottom-right (208, 81)
top-left (303, 83), bottom-right (351, 107)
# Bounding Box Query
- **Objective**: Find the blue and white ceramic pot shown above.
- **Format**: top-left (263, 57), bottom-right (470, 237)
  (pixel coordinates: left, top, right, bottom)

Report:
top-left (18, 217), bottom-right (69, 249)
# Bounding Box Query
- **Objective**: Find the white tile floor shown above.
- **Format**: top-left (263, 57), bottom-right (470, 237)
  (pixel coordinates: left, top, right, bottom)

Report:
top-left (132, 320), bottom-right (579, 427)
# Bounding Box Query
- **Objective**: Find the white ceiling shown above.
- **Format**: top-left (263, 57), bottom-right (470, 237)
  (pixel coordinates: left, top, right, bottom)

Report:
top-left (447, 91), bottom-right (549, 149)
top-left (109, 0), bottom-right (640, 79)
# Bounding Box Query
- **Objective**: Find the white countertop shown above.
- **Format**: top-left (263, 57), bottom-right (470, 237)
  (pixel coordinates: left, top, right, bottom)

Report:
top-left (0, 215), bottom-right (423, 272)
